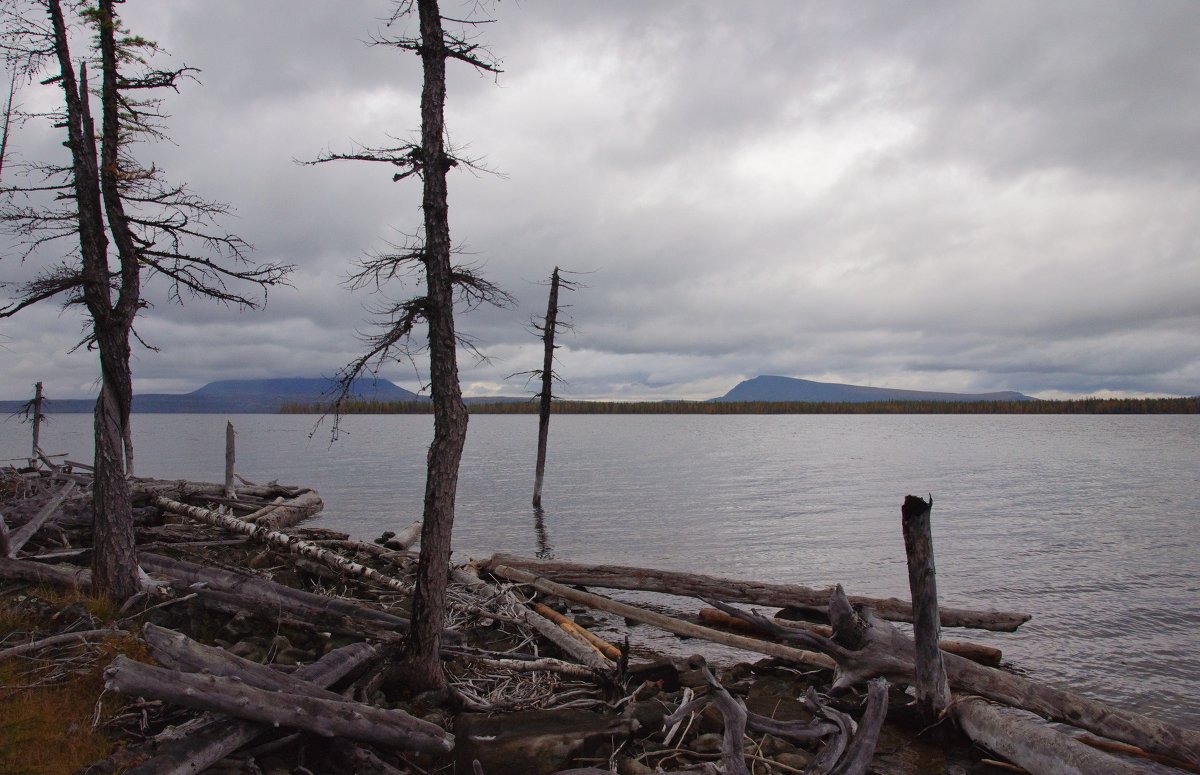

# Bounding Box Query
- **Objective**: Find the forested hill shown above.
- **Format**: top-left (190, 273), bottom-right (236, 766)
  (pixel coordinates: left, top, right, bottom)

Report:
top-left (0, 377), bottom-right (421, 414)
top-left (713, 375), bottom-right (1035, 403)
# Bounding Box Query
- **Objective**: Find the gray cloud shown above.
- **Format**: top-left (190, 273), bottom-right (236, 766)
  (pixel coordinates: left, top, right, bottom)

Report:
top-left (2, 1), bottom-right (1198, 402)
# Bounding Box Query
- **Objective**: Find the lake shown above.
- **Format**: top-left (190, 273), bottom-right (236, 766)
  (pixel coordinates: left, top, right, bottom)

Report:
top-left (4, 411), bottom-right (1199, 728)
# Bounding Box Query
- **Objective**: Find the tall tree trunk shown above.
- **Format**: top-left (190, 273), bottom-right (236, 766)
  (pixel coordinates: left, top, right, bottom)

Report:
top-left (532, 267), bottom-right (560, 508)
top-left (47, 0), bottom-right (138, 601)
top-left (397, 0), bottom-right (466, 693)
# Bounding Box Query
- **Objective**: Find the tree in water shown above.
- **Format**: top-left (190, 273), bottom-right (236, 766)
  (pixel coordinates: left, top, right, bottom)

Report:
top-left (309, 0), bottom-right (509, 692)
top-left (523, 266), bottom-right (580, 509)
top-left (0, 0), bottom-right (291, 600)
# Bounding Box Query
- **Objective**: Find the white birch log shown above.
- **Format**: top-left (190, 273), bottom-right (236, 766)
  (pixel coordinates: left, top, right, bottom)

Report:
top-left (104, 655), bottom-right (452, 754)
top-left (153, 496), bottom-right (410, 594)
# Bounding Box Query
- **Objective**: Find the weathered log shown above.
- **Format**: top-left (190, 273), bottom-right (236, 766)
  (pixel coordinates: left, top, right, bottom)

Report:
top-left (714, 589), bottom-right (1200, 771)
top-left (956, 698), bottom-right (1144, 775)
top-left (900, 494), bottom-right (952, 725)
top-left (386, 520), bottom-right (422, 550)
top-left (697, 606), bottom-right (1002, 666)
top-left (104, 655), bottom-right (452, 754)
top-left (0, 555), bottom-right (92, 590)
top-left (489, 564), bottom-right (835, 670)
top-left (152, 497), bottom-right (408, 593)
top-left (533, 602), bottom-right (622, 661)
top-left (450, 565), bottom-right (614, 673)
top-left (255, 490), bottom-right (325, 529)
top-left (0, 510), bottom-right (11, 558)
top-left (823, 678), bottom-right (890, 775)
top-left (139, 553), bottom-right (412, 634)
top-left (121, 641), bottom-right (382, 775)
top-left (6, 479), bottom-right (76, 556)
top-left (482, 553), bottom-right (1030, 632)
top-left (0, 627), bottom-right (121, 660)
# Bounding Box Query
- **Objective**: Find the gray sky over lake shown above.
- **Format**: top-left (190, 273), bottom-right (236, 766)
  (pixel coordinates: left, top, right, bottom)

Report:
top-left (2, 1), bottom-right (1199, 401)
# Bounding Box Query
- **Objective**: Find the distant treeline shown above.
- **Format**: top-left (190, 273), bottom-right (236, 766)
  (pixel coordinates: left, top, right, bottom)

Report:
top-left (280, 396), bottom-right (1200, 415)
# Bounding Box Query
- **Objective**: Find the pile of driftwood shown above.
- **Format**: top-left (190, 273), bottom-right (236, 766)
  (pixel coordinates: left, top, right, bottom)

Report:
top-left (3, 464), bottom-right (1199, 774)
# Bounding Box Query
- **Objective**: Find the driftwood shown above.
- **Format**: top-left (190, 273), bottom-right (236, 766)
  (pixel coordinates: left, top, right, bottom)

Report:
top-left (122, 639), bottom-right (379, 775)
top-left (104, 655), bottom-right (453, 754)
top-left (0, 510), bottom-right (10, 557)
top-left (6, 479), bottom-right (76, 556)
top-left (224, 421), bottom-right (236, 499)
top-left (451, 565), bottom-right (615, 673)
top-left (712, 590), bottom-right (1200, 771)
top-left (482, 553), bottom-right (1030, 632)
top-left (696, 606), bottom-right (1002, 667)
top-left (900, 494), bottom-right (952, 724)
top-left (153, 497), bottom-right (410, 593)
top-left (533, 602), bottom-right (622, 661)
top-left (488, 563), bottom-right (835, 670)
top-left (139, 553), bottom-right (413, 634)
top-left (0, 555), bottom-right (93, 590)
top-left (0, 627), bottom-right (121, 660)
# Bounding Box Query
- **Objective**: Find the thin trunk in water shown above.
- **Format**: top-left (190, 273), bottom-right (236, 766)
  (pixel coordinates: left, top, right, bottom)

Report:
top-left (532, 266), bottom-right (561, 508)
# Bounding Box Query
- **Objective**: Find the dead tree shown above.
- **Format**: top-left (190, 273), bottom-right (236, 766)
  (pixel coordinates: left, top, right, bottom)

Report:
top-left (305, 0), bottom-right (509, 692)
top-left (525, 266), bottom-right (580, 508)
top-left (0, 1), bottom-right (290, 600)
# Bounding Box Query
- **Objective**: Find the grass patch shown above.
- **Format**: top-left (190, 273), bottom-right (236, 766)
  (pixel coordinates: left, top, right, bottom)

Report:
top-left (0, 588), bottom-right (151, 774)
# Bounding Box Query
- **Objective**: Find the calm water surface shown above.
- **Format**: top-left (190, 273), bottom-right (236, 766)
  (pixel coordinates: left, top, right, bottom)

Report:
top-left (5, 412), bottom-right (1199, 728)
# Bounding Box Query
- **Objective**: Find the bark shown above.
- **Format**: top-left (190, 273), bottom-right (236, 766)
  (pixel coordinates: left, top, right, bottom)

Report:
top-left (104, 655), bottom-right (451, 754)
top-left (900, 494), bottom-right (952, 724)
top-left (533, 266), bottom-right (561, 508)
top-left (488, 563), bottom-right (835, 669)
top-left (122, 642), bottom-right (376, 775)
top-left (31, 381), bottom-right (43, 464)
top-left (152, 496), bottom-right (411, 593)
top-left (6, 480), bottom-right (76, 557)
top-left (401, 0), bottom-right (468, 694)
top-left (481, 553), bottom-right (1031, 632)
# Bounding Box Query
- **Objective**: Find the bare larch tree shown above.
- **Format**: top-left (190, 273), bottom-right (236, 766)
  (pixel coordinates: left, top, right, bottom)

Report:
top-left (309, 0), bottom-right (509, 692)
top-left (528, 266), bottom-right (579, 508)
top-left (0, 0), bottom-right (291, 600)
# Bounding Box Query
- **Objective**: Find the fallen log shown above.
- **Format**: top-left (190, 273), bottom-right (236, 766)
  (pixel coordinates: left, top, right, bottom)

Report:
top-left (104, 655), bottom-right (452, 754)
top-left (697, 607), bottom-right (1002, 667)
top-left (0, 628), bottom-right (121, 661)
top-left (450, 565), bottom-right (614, 673)
top-left (120, 640), bottom-right (382, 775)
top-left (712, 589), bottom-right (1200, 771)
top-left (0, 555), bottom-right (93, 590)
top-left (150, 498), bottom-right (410, 594)
top-left (139, 553), bottom-right (413, 634)
top-left (533, 602), bottom-right (623, 661)
top-left (481, 553), bottom-right (1030, 632)
top-left (6, 479), bottom-right (76, 556)
top-left (488, 564), bottom-right (835, 670)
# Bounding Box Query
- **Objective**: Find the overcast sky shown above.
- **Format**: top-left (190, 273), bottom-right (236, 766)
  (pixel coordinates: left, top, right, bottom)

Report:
top-left (2, 1), bottom-right (1198, 401)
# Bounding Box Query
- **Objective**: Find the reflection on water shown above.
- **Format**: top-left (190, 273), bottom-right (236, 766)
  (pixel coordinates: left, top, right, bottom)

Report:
top-left (4, 412), bottom-right (1199, 728)
top-left (532, 506), bottom-right (553, 559)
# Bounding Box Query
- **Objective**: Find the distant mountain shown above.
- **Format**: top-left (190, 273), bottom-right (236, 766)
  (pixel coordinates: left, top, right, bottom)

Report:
top-left (0, 377), bottom-right (425, 414)
top-left (714, 375), bottom-right (1035, 403)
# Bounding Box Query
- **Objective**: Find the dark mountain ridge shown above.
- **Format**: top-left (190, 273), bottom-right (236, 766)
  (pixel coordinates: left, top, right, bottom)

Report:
top-left (0, 377), bottom-right (423, 414)
top-left (714, 375), bottom-right (1035, 403)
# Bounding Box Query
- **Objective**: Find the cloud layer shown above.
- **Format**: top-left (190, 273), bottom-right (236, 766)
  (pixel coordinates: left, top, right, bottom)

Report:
top-left (2, 1), bottom-right (1198, 401)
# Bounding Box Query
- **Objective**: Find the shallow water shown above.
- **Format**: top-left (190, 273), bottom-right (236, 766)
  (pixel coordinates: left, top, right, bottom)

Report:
top-left (5, 411), bottom-right (1199, 728)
